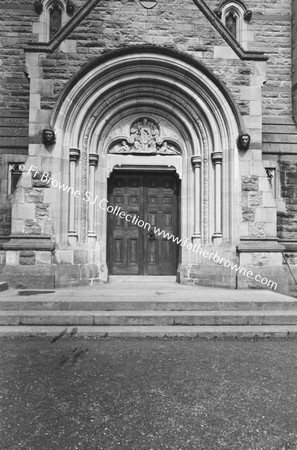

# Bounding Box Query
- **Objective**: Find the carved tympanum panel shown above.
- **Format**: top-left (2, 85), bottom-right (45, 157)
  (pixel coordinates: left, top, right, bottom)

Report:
top-left (108, 117), bottom-right (181, 155)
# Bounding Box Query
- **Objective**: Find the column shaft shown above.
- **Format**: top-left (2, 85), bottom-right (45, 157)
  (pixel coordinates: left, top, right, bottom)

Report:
top-left (88, 153), bottom-right (99, 236)
top-left (191, 156), bottom-right (202, 239)
top-left (68, 148), bottom-right (80, 236)
top-left (211, 152), bottom-right (223, 239)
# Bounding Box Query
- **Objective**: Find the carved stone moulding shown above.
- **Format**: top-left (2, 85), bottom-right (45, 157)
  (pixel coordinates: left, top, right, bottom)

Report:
top-left (108, 117), bottom-right (181, 156)
top-left (214, 0), bottom-right (252, 22)
top-left (139, 1), bottom-right (158, 9)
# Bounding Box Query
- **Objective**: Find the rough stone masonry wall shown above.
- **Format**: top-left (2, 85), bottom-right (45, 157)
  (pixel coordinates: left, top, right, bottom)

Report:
top-left (0, 0), bottom-right (294, 239)
top-left (0, 0), bottom-right (37, 110)
top-left (292, 0), bottom-right (297, 124)
top-left (0, 0), bottom-right (293, 120)
top-left (275, 0), bottom-right (297, 242)
top-left (0, 0), bottom-right (37, 238)
top-left (278, 158), bottom-right (297, 240)
top-left (37, 0), bottom-right (291, 119)
top-left (247, 0), bottom-right (292, 119)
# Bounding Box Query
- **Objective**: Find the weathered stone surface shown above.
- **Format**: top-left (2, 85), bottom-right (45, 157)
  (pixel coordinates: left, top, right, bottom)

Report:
top-left (0, 205), bottom-right (12, 236)
top-left (0, 265), bottom-right (55, 289)
top-left (249, 192), bottom-right (263, 207)
top-left (241, 176), bottom-right (259, 191)
top-left (35, 204), bottom-right (49, 219)
top-left (24, 220), bottom-right (41, 235)
top-left (252, 253), bottom-right (270, 267)
top-left (36, 251), bottom-right (52, 265)
top-left (32, 171), bottom-right (51, 188)
top-left (242, 207), bottom-right (255, 222)
top-left (278, 160), bottom-right (297, 239)
top-left (19, 251), bottom-right (36, 265)
top-left (248, 223), bottom-right (266, 237)
top-left (24, 188), bottom-right (44, 204)
top-left (73, 250), bottom-right (89, 265)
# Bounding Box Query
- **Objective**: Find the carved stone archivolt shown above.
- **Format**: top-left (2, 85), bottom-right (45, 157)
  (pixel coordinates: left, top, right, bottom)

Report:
top-left (81, 87), bottom-right (209, 245)
top-left (109, 118), bottom-right (181, 155)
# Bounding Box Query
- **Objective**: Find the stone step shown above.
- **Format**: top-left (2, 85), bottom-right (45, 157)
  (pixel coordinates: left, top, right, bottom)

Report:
top-left (1, 298), bottom-right (297, 311)
top-left (1, 325), bottom-right (297, 338)
top-left (1, 310), bottom-right (297, 326)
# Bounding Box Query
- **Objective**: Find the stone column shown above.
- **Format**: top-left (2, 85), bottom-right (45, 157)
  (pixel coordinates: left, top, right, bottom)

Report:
top-left (68, 148), bottom-right (80, 242)
top-left (191, 155), bottom-right (202, 242)
top-left (88, 153), bottom-right (99, 237)
top-left (211, 151), bottom-right (223, 243)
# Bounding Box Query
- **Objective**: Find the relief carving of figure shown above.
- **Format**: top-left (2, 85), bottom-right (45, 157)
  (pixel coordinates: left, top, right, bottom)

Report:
top-left (158, 141), bottom-right (180, 155)
top-left (109, 117), bottom-right (181, 155)
top-left (111, 140), bottom-right (131, 153)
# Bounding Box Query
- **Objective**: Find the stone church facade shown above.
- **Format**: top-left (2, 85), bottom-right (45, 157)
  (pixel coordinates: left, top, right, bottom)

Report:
top-left (0, 0), bottom-right (297, 294)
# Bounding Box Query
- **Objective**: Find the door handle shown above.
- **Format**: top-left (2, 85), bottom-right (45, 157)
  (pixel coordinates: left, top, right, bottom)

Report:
top-left (148, 230), bottom-right (156, 241)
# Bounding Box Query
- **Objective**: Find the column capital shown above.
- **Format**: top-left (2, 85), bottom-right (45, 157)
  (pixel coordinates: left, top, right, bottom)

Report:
top-left (191, 155), bottom-right (202, 168)
top-left (211, 152), bottom-right (223, 163)
top-left (89, 153), bottom-right (99, 167)
top-left (69, 148), bottom-right (80, 162)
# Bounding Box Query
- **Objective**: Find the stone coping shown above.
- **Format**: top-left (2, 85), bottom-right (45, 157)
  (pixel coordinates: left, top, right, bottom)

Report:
top-left (237, 237), bottom-right (285, 253)
top-left (3, 235), bottom-right (55, 251)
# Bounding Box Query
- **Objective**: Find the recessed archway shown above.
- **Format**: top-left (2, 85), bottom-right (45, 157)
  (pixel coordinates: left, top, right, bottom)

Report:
top-left (51, 47), bottom-right (242, 281)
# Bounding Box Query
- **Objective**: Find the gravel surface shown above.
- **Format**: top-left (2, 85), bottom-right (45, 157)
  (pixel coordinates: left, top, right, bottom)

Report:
top-left (0, 336), bottom-right (297, 450)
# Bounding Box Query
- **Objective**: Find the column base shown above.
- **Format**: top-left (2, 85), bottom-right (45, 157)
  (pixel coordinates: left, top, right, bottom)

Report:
top-left (192, 234), bottom-right (201, 245)
top-left (212, 233), bottom-right (223, 245)
top-left (68, 232), bottom-right (78, 246)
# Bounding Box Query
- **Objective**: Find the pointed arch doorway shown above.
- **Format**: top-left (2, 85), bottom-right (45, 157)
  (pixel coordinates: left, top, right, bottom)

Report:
top-left (51, 48), bottom-right (241, 284)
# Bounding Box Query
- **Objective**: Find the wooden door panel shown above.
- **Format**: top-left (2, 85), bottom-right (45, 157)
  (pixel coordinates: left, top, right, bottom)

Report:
top-left (127, 239), bottom-right (138, 265)
top-left (114, 239), bottom-right (123, 263)
top-left (108, 174), bottom-right (142, 275)
top-left (108, 172), bottom-right (179, 275)
top-left (145, 174), bottom-right (178, 275)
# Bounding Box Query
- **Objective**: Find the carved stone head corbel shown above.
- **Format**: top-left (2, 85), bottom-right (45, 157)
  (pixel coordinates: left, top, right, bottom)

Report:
top-left (237, 132), bottom-right (250, 151)
top-left (34, 0), bottom-right (43, 15)
top-left (244, 10), bottom-right (252, 22)
top-left (66, 0), bottom-right (75, 15)
top-left (42, 127), bottom-right (56, 146)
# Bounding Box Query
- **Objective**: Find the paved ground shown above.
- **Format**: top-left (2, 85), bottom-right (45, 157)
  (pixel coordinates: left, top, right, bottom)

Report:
top-left (0, 275), bottom-right (292, 303)
top-left (1, 336), bottom-right (297, 450)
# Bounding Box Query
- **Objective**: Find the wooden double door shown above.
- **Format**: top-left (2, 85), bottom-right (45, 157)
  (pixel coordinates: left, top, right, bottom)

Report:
top-left (107, 172), bottom-right (180, 275)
